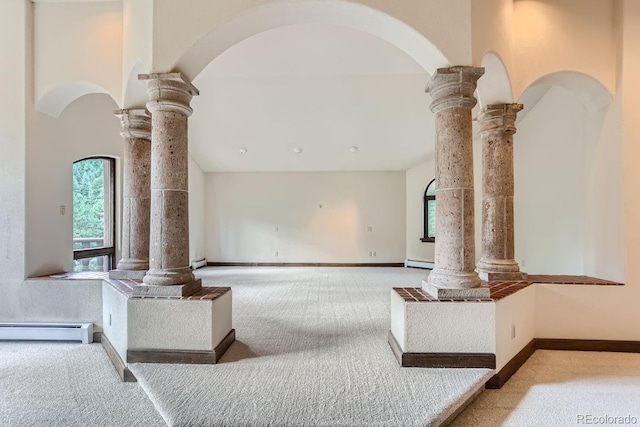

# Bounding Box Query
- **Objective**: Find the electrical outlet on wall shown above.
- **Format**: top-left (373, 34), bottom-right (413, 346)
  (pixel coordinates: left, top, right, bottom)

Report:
top-left (275, 251), bottom-right (279, 257)
top-left (59, 205), bottom-right (66, 215)
top-left (367, 226), bottom-right (373, 232)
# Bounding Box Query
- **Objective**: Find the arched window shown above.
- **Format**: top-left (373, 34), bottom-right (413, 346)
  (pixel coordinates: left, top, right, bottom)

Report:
top-left (72, 157), bottom-right (116, 272)
top-left (421, 178), bottom-right (436, 242)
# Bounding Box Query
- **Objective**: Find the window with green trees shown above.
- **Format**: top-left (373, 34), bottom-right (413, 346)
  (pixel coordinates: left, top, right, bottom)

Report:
top-left (72, 157), bottom-right (115, 272)
top-left (421, 178), bottom-right (436, 242)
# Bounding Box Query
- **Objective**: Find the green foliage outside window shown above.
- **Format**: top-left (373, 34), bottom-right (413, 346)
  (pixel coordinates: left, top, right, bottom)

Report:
top-left (73, 159), bottom-right (105, 243)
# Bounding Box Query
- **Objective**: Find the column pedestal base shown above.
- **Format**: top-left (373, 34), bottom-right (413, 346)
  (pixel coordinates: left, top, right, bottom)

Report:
top-left (132, 278), bottom-right (202, 297)
top-left (422, 280), bottom-right (491, 299)
top-left (478, 270), bottom-right (528, 282)
top-left (109, 269), bottom-right (147, 280)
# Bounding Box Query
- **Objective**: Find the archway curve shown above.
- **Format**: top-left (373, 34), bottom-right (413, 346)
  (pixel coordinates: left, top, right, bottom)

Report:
top-left (476, 51), bottom-right (514, 108)
top-left (518, 71), bottom-right (612, 111)
top-left (36, 80), bottom-right (116, 119)
top-left (174, 0), bottom-right (450, 81)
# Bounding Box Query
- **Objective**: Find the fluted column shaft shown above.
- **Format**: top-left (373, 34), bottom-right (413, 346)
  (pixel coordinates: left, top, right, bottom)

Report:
top-left (425, 66), bottom-right (484, 291)
top-left (114, 109), bottom-right (151, 274)
top-left (139, 73), bottom-right (199, 287)
top-left (477, 104), bottom-right (526, 281)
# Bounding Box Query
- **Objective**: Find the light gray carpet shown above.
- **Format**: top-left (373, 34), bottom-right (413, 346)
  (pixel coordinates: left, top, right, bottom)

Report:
top-left (451, 350), bottom-right (640, 426)
top-left (130, 267), bottom-right (493, 427)
top-left (0, 341), bottom-right (166, 427)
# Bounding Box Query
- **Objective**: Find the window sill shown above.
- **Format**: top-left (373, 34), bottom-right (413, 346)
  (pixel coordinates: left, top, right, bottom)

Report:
top-left (420, 238), bottom-right (435, 243)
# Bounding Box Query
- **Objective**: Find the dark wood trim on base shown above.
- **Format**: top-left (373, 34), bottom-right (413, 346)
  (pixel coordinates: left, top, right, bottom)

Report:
top-left (486, 338), bottom-right (640, 389)
top-left (390, 332), bottom-right (640, 389)
top-left (101, 333), bottom-right (136, 382)
top-left (208, 262), bottom-right (404, 268)
top-left (536, 339), bottom-right (640, 353)
top-left (485, 339), bottom-right (535, 389)
top-left (127, 329), bottom-right (236, 364)
top-left (388, 331), bottom-right (496, 368)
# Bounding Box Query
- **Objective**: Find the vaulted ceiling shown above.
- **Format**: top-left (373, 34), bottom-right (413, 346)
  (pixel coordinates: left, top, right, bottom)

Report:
top-left (189, 24), bottom-right (434, 172)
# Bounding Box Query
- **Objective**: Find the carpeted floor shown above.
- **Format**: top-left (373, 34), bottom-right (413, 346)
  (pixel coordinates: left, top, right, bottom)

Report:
top-left (3, 267), bottom-right (640, 427)
top-left (0, 341), bottom-right (166, 427)
top-left (452, 349), bottom-right (640, 426)
top-left (130, 267), bottom-right (493, 427)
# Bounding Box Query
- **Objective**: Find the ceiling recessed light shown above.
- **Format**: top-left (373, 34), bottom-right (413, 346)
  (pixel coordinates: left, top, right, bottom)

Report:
top-left (348, 146), bottom-right (359, 153)
top-left (239, 147), bottom-right (248, 154)
top-left (293, 147), bottom-right (303, 154)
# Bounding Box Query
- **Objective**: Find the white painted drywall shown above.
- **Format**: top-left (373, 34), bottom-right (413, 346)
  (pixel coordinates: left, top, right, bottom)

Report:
top-left (154, 0), bottom-right (469, 77)
top-left (0, 0), bottom-right (29, 320)
top-left (583, 97), bottom-right (625, 282)
top-left (514, 86), bottom-right (587, 274)
top-left (189, 154), bottom-right (206, 264)
top-left (25, 94), bottom-right (123, 277)
top-left (494, 286), bottom-right (535, 371)
top-left (102, 282), bottom-right (128, 362)
top-left (512, 0), bottom-right (616, 98)
top-left (405, 159), bottom-right (435, 263)
top-left (34, 1), bottom-right (123, 114)
top-left (205, 172), bottom-right (405, 263)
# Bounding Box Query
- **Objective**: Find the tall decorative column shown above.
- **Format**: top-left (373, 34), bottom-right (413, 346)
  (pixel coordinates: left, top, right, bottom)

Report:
top-left (476, 104), bottom-right (527, 281)
top-left (423, 66), bottom-right (488, 299)
top-left (137, 72), bottom-right (201, 297)
top-left (109, 109), bottom-right (151, 280)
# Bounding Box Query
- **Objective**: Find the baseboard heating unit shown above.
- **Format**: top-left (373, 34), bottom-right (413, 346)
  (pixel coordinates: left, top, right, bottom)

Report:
top-left (405, 259), bottom-right (435, 269)
top-left (0, 323), bottom-right (93, 344)
top-left (191, 259), bottom-right (207, 270)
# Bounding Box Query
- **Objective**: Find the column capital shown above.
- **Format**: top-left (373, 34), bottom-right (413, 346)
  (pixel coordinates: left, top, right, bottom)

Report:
top-left (426, 66), bottom-right (484, 113)
top-left (114, 109), bottom-right (151, 140)
top-left (477, 103), bottom-right (523, 137)
top-left (138, 72), bottom-right (199, 116)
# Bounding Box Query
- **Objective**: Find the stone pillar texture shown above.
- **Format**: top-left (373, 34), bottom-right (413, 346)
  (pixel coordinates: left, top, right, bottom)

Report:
top-left (476, 103), bottom-right (526, 281)
top-left (139, 73), bottom-right (199, 288)
top-left (425, 66), bottom-right (484, 292)
top-left (112, 109), bottom-right (152, 277)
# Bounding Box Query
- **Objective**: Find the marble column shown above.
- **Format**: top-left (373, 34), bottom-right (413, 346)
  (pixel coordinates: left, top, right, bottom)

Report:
top-left (476, 104), bottom-right (527, 281)
top-left (137, 72), bottom-right (201, 297)
top-left (109, 109), bottom-right (151, 280)
top-left (423, 66), bottom-right (488, 299)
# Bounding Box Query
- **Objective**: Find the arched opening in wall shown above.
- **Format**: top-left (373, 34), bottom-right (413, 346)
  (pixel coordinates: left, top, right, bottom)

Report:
top-left (421, 178), bottom-right (436, 243)
top-left (72, 157), bottom-right (116, 272)
top-left (176, 3), bottom-right (450, 265)
top-left (513, 71), bottom-right (622, 281)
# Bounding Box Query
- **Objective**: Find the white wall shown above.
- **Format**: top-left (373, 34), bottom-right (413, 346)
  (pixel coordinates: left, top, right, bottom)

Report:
top-left (25, 94), bottom-right (123, 277)
top-left (583, 95), bottom-right (625, 282)
top-left (205, 172), bottom-right (405, 263)
top-left (34, 1), bottom-right (123, 115)
top-left (514, 86), bottom-right (587, 274)
top-left (189, 154), bottom-right (206, 264)
top-left (0, 0), bottom-right (29, 319)
top-left (405, 158), bottom-right (435, 263)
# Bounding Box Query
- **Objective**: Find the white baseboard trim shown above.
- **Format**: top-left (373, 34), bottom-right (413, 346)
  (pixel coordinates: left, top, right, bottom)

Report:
top-left (405, 259), bottom-right (435, 270)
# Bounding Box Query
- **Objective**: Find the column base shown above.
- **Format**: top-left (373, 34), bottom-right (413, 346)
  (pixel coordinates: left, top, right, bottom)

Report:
top-left (422, 280), bottom-right (490, 299)
top-left (143, 267), bottom-right (194, 286)
top-left (478, 270), bottom-right (528, 282)
top-left (477, 258), bottom-right (526, 282)
top-left (132, 278), bottom-right (202, 297)
top-left (109, 269), bottom-right (147, 280)
top-left (116, 258), bottom-right (149, 272)
top-left (426, 267), bottom-right (482, 289)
